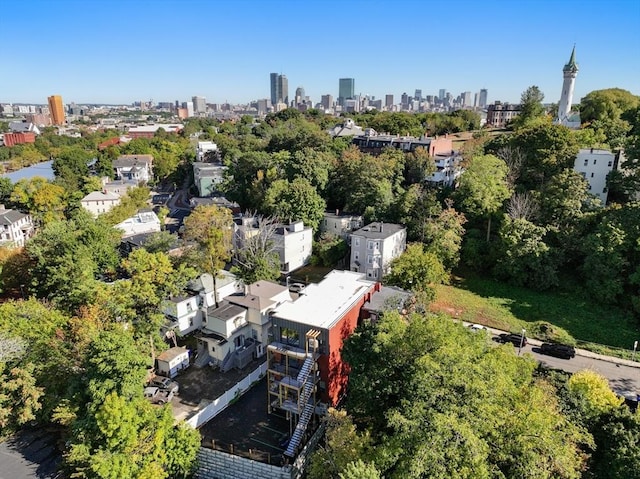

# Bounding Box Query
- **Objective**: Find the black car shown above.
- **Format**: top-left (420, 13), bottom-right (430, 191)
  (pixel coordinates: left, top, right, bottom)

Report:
top-left (498, 333), bottom-right (528, 347)
top-left (540, 342), bottom-right (576, 359)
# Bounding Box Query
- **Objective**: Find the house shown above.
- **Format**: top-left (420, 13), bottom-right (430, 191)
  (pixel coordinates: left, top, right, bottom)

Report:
top-left (156, 346), bottom-right (190, 378)
top-left (115, 210), bottom-right (161, 237)
top-left (192, 162), bottom-right (226, 197)
top-left (352, 132), bottom-right (452, 156)
top-left (2, 132), bottom-right (36, 147)
top-left (350, 222), bottom-right (407, 280)
top-left (8, 121), bottom-right (40, 135)
top-left (320, 211), bottom-right (363, 240)
top-left (80, 190), bottom-right (121, 217)
top-left (113, 154), bottom-right (153, 183)
top-left (197, 280), bottom-right (291, 372)
top-left (196, 141), bottom-right (218, 161)
top-left (234, 217), bottom-right (313, 274)
top-left (327, 118), bottom-right (365, 137)
top-left (126, 124), bottom-right (183, 139)
top-left (189, 196), bottom-right (240, 213)
top-left (102, 178), bottom-right (139, 196)
top-left (486, 101), bottom-right (521, 128)
top-left (574, 148), bottom-right (617, 204)
top-left (267, 270), bottom-right (381, 458)
top-left (425, 151), bottom-right (464, 187)
top-left (0, 206), bottom-right (34, 247)
top-left (161, 271), bottom-right (244, 339)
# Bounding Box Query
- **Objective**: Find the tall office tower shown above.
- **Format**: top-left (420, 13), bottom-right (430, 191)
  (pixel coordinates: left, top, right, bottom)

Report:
top-left (321, 94), bottom-right (334, 109)
top-left (479, 88), bottom-right (488, 108)
top-left (257, 99), bottom-right (269, 115)
top-left (401, 92), bottom-right (409, 108)
top-left (269, 73), bottom-right (289, 106)
top-left (338, 78), bottom-right (355, 107)
top-left (473, 93), bottom-right (479, 108)
top-left (414, 89), bottom-right (423, 101)
top-left (186, 101), bottom-right (194, 117)
top-left (462, 91), bottom-right (472, 107)
top-left (556, 46), bottom-right (578, 124)
top-left (295, 86), bottom-right (305, 105)
top-left (438, 89), bottom-right (446, 100)
top-left (385, 94), bottom-right (394, 108)
top-left (192, 96), bottom-right (207, 114)
top-left (47, 95), bottom-right (65, 125)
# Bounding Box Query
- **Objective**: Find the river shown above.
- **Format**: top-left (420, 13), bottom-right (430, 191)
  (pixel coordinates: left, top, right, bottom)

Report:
top-left (2, 160), bottom-right (54, 182)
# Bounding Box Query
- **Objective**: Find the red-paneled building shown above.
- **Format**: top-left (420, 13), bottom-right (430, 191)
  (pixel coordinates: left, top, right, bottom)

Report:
top-left (2, 132), bottom-right (36, 147)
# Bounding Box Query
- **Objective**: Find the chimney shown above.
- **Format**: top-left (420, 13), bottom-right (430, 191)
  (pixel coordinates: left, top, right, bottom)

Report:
top-left (335, 209), bottom-right (339, 216)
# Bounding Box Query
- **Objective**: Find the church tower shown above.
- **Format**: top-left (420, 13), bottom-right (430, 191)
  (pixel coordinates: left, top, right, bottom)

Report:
top-left (557, 46), bottom-right (579, 124)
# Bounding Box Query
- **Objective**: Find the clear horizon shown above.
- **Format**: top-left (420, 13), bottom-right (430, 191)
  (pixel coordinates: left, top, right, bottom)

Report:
top-left (2, 0), bottom-right (639, 107)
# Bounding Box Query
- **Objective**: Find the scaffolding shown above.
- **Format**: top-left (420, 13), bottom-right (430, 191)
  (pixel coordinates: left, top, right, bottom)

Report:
top-left (267, 329), bottom-right (321, 459)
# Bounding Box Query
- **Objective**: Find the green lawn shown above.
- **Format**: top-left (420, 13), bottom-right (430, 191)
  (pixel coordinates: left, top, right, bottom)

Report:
top-left (431, 275), bottom-right (640, 359)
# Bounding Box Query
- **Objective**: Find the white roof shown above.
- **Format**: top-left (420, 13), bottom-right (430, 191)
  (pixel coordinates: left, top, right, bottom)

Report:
top-left (81, 191), bottom-right (120, 202)
top-left (271, 270), bottom-right (376, 329)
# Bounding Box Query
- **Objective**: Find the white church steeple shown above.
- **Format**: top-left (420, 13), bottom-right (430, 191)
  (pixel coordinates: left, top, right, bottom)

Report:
top-left (556, 46), bottom-right (579, 126)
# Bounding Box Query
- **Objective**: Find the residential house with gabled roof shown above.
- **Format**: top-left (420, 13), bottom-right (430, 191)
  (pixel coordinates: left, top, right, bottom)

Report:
top-left (0, 206), bottom-right (34, 247)
top-left (350, 222), bottom-right (407, 280)
top-left (80, 190), bottom-right (121, 217)
top-left (113, 154), bottom-right (153, 183)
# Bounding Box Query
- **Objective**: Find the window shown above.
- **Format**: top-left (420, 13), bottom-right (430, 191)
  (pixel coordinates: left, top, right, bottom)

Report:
top-left (281, 327), bottom-right (299, 346)
top-left (593, 159), bottom-right (597, 165)
top-left (608, 161), bottom-right (612, 167)
top-left (591, 172), bottom-right (594, 178)
top-left (354, 251), bottom-right (359, 260)
top-left (367, 241), bottom-right (374, 250)
top-left (354, 237), bottom-right (360, 247)
top-left (584, 159), bottom-right (588, 166)
top-left (367, 255), bottom-right (373, 264)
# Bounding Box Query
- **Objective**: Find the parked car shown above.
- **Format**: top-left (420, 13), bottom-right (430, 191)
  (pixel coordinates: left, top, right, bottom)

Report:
top-left (468, 324), bottom-right (487, 332)
top-left (540, 342), bottom-right (576, 359)
top-left (149, 376), bottom-right (179, 394)
top-left (289, 283), bottom-right (306, 294)
top-left (498, 333), bottom-right (528, 347)
top-left (144, 387), bottom-right (174, 405)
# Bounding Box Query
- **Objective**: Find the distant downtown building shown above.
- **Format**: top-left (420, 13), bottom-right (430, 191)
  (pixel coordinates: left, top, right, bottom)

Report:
top-left (338, 78), bottom-right (355, 107)
top-left (486, 101), bottom-right (521, 128)
top-left (192, 96), bottom-right (207, 114)
top-left (321, 94), bottom-right (333, 110)
top-left (270, 73), bottom-right (289, 106)
top-left (47, 95), bottom-right (65, 125)
top-left (479, 88), bottom-right (488, 108)
top-left (385, 94), bottom-right (394, 108)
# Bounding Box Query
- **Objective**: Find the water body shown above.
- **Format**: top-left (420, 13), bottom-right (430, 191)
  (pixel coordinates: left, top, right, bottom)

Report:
top-left (2, 160), bottom-right (54, 182)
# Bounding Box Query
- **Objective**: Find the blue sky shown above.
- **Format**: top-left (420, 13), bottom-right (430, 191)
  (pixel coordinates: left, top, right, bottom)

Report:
top-left (2, 0), bottom-right (639, 106)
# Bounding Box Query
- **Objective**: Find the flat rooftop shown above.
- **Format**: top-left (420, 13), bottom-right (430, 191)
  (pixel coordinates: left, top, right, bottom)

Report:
top-left (271, 270), bottom-right (375, 329)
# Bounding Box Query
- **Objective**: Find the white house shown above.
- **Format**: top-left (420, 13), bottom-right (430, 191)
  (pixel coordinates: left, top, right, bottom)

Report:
top-left (426, 152), bottom-right (464, 187)
top-left (80, 191), bottom-right (121, 217)
top-left (113, 154), bottom-right (153, 184)
top-left (350, 222), bottom-right (407, 281)
top-left (234, 218), bottom-right (313, 274)
top-left (320, 211), bottom-right (363, 240)
top-left (574, 148), bottom-right (617, 204)
top-left (196, 141), bottom-right (218, 161)
top-left (115, 211), bottom-right (161, 237)
top-left (162, 295), bottom-right (201, 336)
top-left (0, 206), bottom-right (34, 247)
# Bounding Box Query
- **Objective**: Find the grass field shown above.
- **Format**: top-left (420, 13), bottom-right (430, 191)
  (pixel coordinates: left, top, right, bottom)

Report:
top-left (431, 275), bottom-right (640, 359)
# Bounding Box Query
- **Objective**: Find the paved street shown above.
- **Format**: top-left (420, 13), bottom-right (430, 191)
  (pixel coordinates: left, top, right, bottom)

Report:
top-left (0, 430), bottom-right (60, 479)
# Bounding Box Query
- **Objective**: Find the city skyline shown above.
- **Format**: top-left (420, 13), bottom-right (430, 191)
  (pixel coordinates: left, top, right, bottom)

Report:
top-left (2, 0), bottom-right (639, 106)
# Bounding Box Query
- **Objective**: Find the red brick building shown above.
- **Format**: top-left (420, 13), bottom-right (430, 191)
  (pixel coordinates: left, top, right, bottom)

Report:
top-left (2, 132), bottom-right (36, 147)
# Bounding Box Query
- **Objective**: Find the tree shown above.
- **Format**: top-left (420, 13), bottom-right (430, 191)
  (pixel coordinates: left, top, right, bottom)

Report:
top-left (422, 201), bottom-right (466, 271)
top-left (537, 169), bottom-right (595, 228)
top-left (511, 85), bottom-right (546, 129)
top-left (493, 216), bottom-right (559, 290)
top-left (342, 313), bottom-right (588, 479)
top-left (182, 204), bottom-right (233, 276)
top-left (0, 364), bottom-right (44, 435)
top-left (567, 370), bottom-right (624, 417)
top-left (231, 214), bottom-right (281, 283)
top-left (10, 177), bottom-right (67, 223)
top-left (53, 146), bottom-right (92, 191)
top-left (580, 88), bottom-right (640, 123)
top-left (384, 243), bottom-right (447, 300)
top-left (403, 146), bottom-right (436, 185)
top-left (286, 147), bottom-right (335, 191)
top-left (455, 154), bottom-right (511, 241)
top-left (263, 177), bottom-right (326, 232)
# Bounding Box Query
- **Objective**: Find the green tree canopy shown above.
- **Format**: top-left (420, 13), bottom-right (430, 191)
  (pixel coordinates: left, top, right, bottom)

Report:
top-left (511, 85), bottom-right (546, 129)
top-left (263, 177), bottom-right (326, 232)
top-left (580, 88), bottom-right (640, 123)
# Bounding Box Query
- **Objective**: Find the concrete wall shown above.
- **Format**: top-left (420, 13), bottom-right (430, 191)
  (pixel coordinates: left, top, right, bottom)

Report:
top-left (196, 448), bottom-right (292, 479)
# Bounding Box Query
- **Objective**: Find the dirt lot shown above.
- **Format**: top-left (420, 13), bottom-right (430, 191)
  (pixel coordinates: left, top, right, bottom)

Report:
top-left (199, 378), bottom-right (293, 465)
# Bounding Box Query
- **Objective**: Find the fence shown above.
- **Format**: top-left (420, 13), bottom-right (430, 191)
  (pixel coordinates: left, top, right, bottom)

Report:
top-left (186, 362), bottom-right (267, 428)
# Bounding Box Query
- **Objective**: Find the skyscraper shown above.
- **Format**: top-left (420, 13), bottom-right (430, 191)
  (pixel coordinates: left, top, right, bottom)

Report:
top-left (192, 96), bottom-right (206, 114)
top-left (47, 95), bottom-right (65, 125)
top-left (438, 89), bottom-right (446, 101)
top-left (321, 94), bottom-right (334, 110)
top-left (338, 78), bottom-right (355, 107)
top-left (270, 73), bottom-right (289, 106)
top-left (385, 94), bottom-right (394, 108)
top-left (295, 86), bottom-right (305, 105)
top-left (479, 89), bottom-right (488, 108)
top-left (414, 89), bottom-right (422, 101)
top-left (557, 46), bottom-right (578, 124)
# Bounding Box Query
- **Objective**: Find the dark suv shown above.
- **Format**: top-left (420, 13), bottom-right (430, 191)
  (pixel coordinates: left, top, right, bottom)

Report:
top-left (498, 333), bottom-right (528, 347)
top-left (540, 342), bottom-right (576, 359)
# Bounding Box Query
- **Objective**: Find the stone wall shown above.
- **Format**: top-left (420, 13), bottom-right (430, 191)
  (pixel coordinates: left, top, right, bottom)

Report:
top-left (195, 448), bottom-right (292, 479)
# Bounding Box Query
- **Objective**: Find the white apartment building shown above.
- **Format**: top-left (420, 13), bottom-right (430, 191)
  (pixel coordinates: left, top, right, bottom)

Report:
top-left (320, 211), bottom-right (363, 240)
top-left (196, 141), bottom-right (218, 161)
top-left (426, 152), bottom-right (464, 187)
top-left (80, 191), bottom-right (121, 217)
top-left (115, 211), bottom-right (161, 237)
top-left (350, 222), bottom-right (407, 280)
top-left (574, 148), bottom-right (617, 204)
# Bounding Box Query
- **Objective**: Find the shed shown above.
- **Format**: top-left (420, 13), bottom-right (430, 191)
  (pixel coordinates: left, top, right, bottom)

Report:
top-left (156, 346), bottom-right (190, 378)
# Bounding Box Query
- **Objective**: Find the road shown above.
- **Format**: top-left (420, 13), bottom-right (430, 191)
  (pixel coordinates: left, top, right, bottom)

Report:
top-left (0, 429), bottom-right (60, 479)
